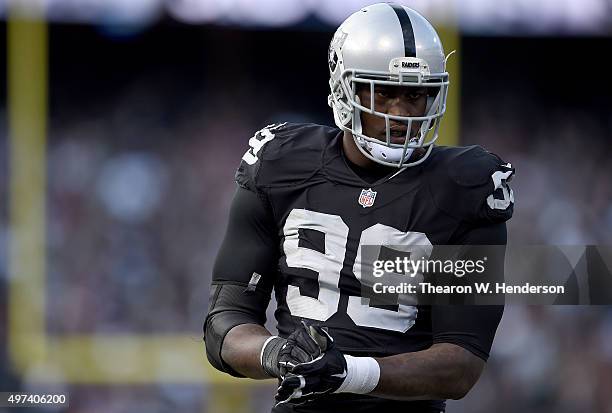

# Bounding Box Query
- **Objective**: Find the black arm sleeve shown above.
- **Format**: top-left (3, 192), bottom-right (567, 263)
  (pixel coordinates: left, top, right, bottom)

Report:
top-left (431, 222), bottom-right (506, 361)
top-left (203, 186), bottom-right (280, 376)
top-left (213, 186), bottom-right (279, 285)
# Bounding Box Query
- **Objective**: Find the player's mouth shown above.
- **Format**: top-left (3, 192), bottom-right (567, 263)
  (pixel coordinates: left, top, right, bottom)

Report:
top-left (389, 129), bottom-right (409, 144)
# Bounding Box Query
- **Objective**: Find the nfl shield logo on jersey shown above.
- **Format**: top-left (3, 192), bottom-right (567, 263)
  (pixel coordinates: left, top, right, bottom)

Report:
top-left (358, 188), bottom-right (377, 208)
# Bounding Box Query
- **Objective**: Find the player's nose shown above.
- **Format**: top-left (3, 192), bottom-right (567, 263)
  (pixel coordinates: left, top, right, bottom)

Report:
top-left (387, 98), bottom-right (413, 118)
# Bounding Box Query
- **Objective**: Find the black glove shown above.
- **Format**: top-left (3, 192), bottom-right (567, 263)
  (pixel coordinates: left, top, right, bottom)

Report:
top-left (261, 321), bottom-right (324, 378)
top-left (275, 324), bottom-right (347, 406)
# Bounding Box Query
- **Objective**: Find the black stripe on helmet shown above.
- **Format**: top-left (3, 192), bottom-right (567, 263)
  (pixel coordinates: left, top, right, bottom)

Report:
top-left (389, 4), bottom-right (416, 57)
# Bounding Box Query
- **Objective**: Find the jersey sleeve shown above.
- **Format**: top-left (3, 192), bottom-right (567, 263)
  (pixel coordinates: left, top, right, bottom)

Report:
top-left (430, 146), bottom-right (515, 225)
top-left (212, 185), bottom-right (279, 289)
top-left (431, 305), bottom-right (504, 361)
top-left (431, 222), bottom-right (506, 360)
top-left (227, 120), bottom-right (324, 283)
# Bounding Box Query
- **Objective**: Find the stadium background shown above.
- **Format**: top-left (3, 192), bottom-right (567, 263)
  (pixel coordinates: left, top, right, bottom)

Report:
top-left (1, 1), bottom-right (611, 412)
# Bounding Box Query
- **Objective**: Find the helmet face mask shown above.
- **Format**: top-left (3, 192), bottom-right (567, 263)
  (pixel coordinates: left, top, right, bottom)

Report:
top-left (328, 3), bottom-right (450, 168)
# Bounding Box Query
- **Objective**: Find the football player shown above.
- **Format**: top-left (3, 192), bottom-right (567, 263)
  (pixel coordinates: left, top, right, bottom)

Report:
top-left (204, 3), bottom-right (514, 412)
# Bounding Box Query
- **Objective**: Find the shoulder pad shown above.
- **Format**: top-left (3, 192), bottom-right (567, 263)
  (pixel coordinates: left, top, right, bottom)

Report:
top-left (428, 145), bottom-right (515, 224)
top-left (235, 122), bottom-right (287, 192)
top-left (235, 122), bottom-right (337, 191)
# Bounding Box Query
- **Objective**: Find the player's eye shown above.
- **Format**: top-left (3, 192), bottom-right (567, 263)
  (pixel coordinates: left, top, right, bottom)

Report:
top-left (406, 91), bottom-right (426, 100)
top-left (376, 90), bottom-right (392, 98)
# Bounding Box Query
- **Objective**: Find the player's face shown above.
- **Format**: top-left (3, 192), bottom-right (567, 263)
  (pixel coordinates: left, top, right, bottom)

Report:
top-left (356, 84), bottom-right (428, 144)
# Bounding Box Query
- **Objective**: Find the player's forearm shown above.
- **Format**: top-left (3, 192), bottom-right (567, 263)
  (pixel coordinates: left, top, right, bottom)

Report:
top-left (220, 323), bottom-right (272, 379)
top-left (370, 343), bottom-right (484, 401)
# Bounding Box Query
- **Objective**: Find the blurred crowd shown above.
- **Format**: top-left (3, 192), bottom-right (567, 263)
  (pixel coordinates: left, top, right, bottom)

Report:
top-left (455, 306), bottom-right (612, 413)
top-left (0, 29), bottom-right (611, 413)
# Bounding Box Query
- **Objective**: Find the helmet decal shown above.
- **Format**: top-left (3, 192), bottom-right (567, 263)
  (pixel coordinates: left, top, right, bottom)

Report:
top-left (328, 30), bottom-right (348, 74)
top-left (389, 3), bottom-right (416, 58)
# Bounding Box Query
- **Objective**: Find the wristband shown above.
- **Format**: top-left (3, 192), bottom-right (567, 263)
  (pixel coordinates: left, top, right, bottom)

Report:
top-left (260, 336), bottom-right (285, 378)
top-left (334, 355), bottom-right (380, 394)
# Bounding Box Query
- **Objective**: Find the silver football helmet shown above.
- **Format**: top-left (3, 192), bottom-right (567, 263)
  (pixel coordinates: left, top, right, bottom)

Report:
top-left (328, 3), bottom-right (449, 168)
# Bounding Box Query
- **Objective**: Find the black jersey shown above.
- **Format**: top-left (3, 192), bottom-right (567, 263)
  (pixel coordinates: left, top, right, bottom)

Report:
top-left (214, 122), bottom-right (514, 412)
